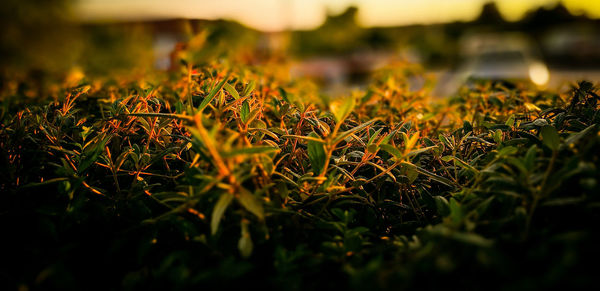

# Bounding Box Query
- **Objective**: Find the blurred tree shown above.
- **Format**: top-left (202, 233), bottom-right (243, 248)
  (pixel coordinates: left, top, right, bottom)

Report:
top-left (474, 2), bottom-right (506, 25)
top-left (0, 0), bottom-right (81, 73)
top-left (291, 6), bottom-right (366, 56)
top-left (0, 0), bottom-right (155, 78)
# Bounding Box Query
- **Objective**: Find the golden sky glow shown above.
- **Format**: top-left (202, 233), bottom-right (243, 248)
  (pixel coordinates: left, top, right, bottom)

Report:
top-left (76, 0), bottom-right (600, 31)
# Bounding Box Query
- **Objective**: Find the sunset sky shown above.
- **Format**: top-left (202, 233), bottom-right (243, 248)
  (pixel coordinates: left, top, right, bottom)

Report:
top-left (76, 0), bottom-right (600, 31)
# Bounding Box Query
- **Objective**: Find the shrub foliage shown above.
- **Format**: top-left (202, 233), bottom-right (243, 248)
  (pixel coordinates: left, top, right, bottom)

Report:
top-left (1, 59), bottom-right (599, 290)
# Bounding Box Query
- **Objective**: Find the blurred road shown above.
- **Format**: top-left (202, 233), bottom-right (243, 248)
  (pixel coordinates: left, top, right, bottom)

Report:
top-left (290, 55), bottom-right (600, 97)
top-left (431, 68), bottom-right (600, 97)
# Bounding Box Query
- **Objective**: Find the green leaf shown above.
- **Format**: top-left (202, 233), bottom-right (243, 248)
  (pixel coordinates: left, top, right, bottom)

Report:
top-left (238, 220), bottom-right (253, 258)
top-left (463, 120), bottom-right (473, 132)
top-left (541, 197), bottom-right (585, 207)
top-left (565, 124), bottom-right (597, 146)
top-left (198, 75), bottom-right (229, 111)
top-left (175, 101), bottom-right (184, 114)
top-left (405, 146), bottom-right (437, 158)
top-left (416, 166), bottom-right (456, 188)
top-left (308, 132), bottom-right (326, 174)
top-left (221, 146), bottom-right (279, 158)
top-left (505, 114), bottom-right (515, 127)
top-left (434, 196), bottom-right (450, 216)
top-left (21, 177), bottom-right (69, 189)
top-left (379, 144), bottom-right (402, 159)
top-left (449, 198), bottom-right (463, 224)
top-left (367, 144), bottom-right (379, 153)
top-left (475, 196), bottom-right (494, 216)
top-left (405, 132), bottom-right (420, 152)
top-left (524, 145), bottom-right (537, 171)
top-left (541, 125), bottom-right (559, 151)
top-left (282, 134), bottom-right (326, 144)
top-left (401, 161), bottom-right (418, 183)
top-left (332, 119), bottom-right (378, 145)
top-left (238, 187), bottom-right (264, 220)
top-left (493, 129), bottom-right (503, 143)
top-left (248, 128), bottom-right (279, 141)
top-left (443, 156), bottom-right (479, 174)
top-left (330, 97), bottom-right (355, 123)
top-left (240, 100), bottom-right (250, 123)
top-left (242, 80), bottom-right (256, 98)
top-left (79, 135), bottom-right (112, 174)
top-left (381, 129), bottom-right (398, 144)
top-left (127, 112), bottom-right (193, 121)
top-left (497, 146), bottom-right (518, 157)
top-left (245, 108), bottom-right (261, 125)
top-left (439, 134), bottom-right (453, 149)
top-left (452, 232), bottom-right (493, 247)
top-left (211, 193), bottom-right (234, 235)
top-left (368, 128), bottom-right (383, 145)
top-left (224, 82), bottom-right (240, 99)
top-left (278, 87), bottom-right (290, 103)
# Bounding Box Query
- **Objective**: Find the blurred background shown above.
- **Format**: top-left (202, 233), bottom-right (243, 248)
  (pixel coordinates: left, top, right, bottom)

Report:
top-left (1, 0), bottom-right (599, 95)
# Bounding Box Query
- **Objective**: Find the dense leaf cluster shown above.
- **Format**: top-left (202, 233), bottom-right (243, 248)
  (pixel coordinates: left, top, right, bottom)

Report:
top-left (1, 59), bottom-right (599, 290)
